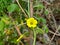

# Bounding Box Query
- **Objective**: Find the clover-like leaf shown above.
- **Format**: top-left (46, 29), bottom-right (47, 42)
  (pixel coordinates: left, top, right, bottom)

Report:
top-left (34, 3), bottom-right (44, 9)
top-left (36, 27), bottom-right (44, 34)
top-left (42, 25), bottom-right (49, 33)
top-left (0, 21), bottom-right (5, 31)
top-left (7, 4), bottom-right (19, 13)
top-left (44, 9), bottom-right (49, 15)
top-left (37, 17), bottom-right (46, 24)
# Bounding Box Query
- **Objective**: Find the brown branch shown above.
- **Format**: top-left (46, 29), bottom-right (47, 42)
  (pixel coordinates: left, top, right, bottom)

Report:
top-left (16, 0), bottom-right (28, 18)
top-left (51, 14), bottom-right (57, 29)
top-left (49, 25), bottom-right (60, 45)
top-left (14, 25), bottom-right (21, 35)
top-left (49, 30), bottom-right (60, 36)
top-left (30, 0), bottom-right (33, 17)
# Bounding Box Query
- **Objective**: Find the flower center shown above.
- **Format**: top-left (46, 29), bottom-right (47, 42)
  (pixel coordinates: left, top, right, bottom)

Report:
top-left (30, 22), bottom-right (33, 25)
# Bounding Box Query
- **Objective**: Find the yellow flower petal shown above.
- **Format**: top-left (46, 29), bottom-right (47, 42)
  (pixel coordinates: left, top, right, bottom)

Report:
top-left (17, 34), bottom-right (24, 42)
top-left (26, 18), bottom-right (37, 28)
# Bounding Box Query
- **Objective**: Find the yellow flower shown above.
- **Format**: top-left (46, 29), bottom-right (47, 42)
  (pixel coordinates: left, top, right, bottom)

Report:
top-left (26, 18), bottom-right (37, 28)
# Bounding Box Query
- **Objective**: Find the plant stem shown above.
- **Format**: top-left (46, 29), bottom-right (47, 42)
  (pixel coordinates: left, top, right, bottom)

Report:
top-left (28, 0), bottom-right (30, 17)
top-left (33, 30), bottom-right (36, 45)
top-left (30, 0), bottom-right (33, 17)
top-left (16, 0), bottom-right (28, 18)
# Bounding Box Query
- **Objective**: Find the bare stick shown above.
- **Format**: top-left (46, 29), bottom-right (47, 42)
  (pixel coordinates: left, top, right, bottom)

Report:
top-left (51, 14), bottom-right (57, 29)
top-left (30, 0), bottom-right (33, 17)
top-left (49, 30), bottom-right (60, 36)
top-left (14, 25), bottom-right (21, 35)
top-left (49, 25), bottom-right (60, 44)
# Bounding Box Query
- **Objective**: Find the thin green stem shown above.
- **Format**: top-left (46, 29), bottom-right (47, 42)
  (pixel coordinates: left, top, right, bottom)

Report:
top-left (33, 30), bottom-right (36, 45)
top-left (28, 0), bottom-right (30, 17)
top-left (16, 0), bottom-right (28, 18)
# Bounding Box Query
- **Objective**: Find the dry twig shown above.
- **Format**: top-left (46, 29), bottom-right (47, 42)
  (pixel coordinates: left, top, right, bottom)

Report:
top-left (49, 30), bottom-right (60, 36)
top-left (30, 0), bottom-right (33, 17)
top-left (49, 25), bottom-right (60, 45)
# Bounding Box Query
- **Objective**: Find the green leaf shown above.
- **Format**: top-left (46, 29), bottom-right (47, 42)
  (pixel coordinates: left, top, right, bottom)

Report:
top-left (0, 21), bottom-right (5, 31)
top-left (37, 17), bottom-right (46, 24)
top-left (44, 9), bottom-right (49, 15)
top-left (42, 25), bottom-right (49, 33)
top-left (36, 28), bottom-right (44, 34)
top-left (0, 41), bottom-right (3, 45)
top-left (45, 28), bottom-right (49, 33)
top-left (7, 4), bottom-right (19, 13)
top-left (34, 3), bottom-right (44, 9)
top-left (1, 15), bottom-right (10, 25)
